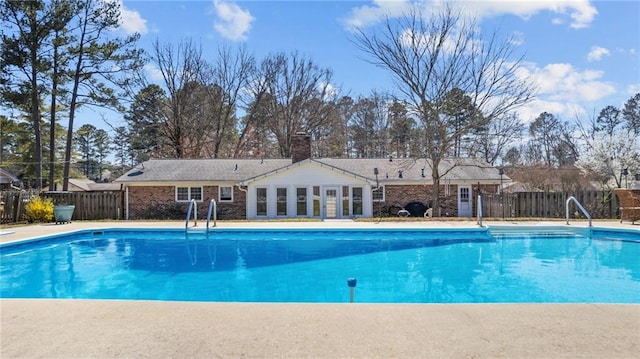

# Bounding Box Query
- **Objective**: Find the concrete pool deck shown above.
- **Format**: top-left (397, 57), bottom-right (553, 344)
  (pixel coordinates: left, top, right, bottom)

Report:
top-left (1, 220), bottom-right (639, 358)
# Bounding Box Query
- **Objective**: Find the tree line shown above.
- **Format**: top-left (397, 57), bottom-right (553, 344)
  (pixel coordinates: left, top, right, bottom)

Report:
top-left (2, 1), bottom-right (638, 205)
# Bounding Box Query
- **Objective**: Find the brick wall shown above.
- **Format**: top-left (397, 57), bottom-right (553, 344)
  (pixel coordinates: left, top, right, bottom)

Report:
top-left (292, 133), bottom-right (311, 163)
top-left (128, 185), bottom-right (246, 220)
top-left (128, 183), bottom-right (496, 219)
top-left (372, 184), bottom-right (459, 217)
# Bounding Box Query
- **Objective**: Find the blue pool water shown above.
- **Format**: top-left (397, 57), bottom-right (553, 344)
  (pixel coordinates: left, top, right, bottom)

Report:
top-left (1, 227), bottom-right (639, 303)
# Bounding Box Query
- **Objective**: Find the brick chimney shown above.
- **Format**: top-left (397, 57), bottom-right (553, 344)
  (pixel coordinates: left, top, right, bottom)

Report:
top-left (292, 132), bottom-right (312, 163)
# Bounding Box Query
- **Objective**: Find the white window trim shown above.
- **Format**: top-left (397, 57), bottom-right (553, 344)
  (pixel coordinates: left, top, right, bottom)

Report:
top-left (175, 186), bottom-right (203, 202)
top-left (256, 187), bottom-right (268, 217)
top-left (372, 185), bottom-right (385, 202)
top-left (218, 186), bottom-right (233, 202)
top-left (352, 186), bottom-right (364, 216)
top-left (276, 187), bottom-right (288, 217)
top-left (296, 187), bottom-right (308, 217)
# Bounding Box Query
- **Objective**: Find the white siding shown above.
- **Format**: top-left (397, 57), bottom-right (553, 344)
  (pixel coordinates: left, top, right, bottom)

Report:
top-left (245, 162), bottom-right (372, 219)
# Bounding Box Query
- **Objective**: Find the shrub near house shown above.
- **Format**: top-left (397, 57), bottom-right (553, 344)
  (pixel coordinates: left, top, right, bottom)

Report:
top-left (24, 196), bottom-right (54, 222)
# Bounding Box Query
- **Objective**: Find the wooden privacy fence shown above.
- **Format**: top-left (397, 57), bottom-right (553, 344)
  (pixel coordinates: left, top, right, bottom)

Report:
top-left (0, 191), bottom-right (124, 223)
top-left (0, 189), bottom-right (623, 223)
top-left (481, 190), bottom-right (620, 219)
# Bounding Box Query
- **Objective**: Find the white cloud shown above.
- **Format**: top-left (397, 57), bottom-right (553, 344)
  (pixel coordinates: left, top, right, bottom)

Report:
top-left (341, 0), bottom-right (412, 30)
top-left (456, 0), bottom-right (598, 29)
top-left (144, 64), bottom-right (164, 82)
top-left (321, 82), bottom-right (338, 101)
top-left (343, 0), bottom-right (597, 29)
top-left (212, 0), bottom-right (254, 41)
top-left (113, 0), bottom-right (148, 35)
top-left (508, 31), bottom-right (525, 46)
top-left (523, 63), bottom-right (615, 102)
top-left (513, 61), bottom-right (616, 123)
top-left (627, 84), bottom-right (640, 96)
top-left (587, 46), bottom-right (610, 62)
top-left (616, 47), bottom-right (637, 56)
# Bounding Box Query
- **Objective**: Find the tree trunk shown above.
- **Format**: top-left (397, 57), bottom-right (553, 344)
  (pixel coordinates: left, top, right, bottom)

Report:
top-left (62, 39), bottom-right (84, 191)
top-left (431, 157), bottom-right (441, 217)
top-left (29, 10), bottom-right (42, 189)
top-left (48, 35), bottom-right (59, 191)
top-left (62, 89), bottom-right (79, 191)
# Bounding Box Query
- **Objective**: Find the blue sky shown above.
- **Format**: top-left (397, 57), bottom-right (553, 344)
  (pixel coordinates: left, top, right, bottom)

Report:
top-left (113, 0), bottom-right (639, 126)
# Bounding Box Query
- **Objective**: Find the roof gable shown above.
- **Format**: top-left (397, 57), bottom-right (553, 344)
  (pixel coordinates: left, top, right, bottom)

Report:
top-left (239, 159), bottom-right (374, 185)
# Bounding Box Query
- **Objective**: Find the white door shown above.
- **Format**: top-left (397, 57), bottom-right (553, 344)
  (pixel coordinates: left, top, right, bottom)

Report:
top-left (324, 187), bottom-right (338, 219)
top-left (458, 185), bottom-right (472, 217)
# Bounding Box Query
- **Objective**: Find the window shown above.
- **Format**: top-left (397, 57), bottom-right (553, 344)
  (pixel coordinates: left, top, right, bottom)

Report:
top-left (277, 187), bottom-right (287, 216)
top-left (176, 187), bottom-right (202, 202)
top-left (296, 187), bottom-right (307, 216)
top-left (219, 186), bottom-right (233, 202)
top-left (460, 187), bottom-right (470, 203)
top-left (313, 186), bottom-right (320, 216)
top-left (352, 187), bottom-right (363, 215)
top-left (256, 188), bottom-right (267, 216)
top-left (372, 186), bottom-right (385, 202)
top-left (342, 186), bottom-right (350, 216)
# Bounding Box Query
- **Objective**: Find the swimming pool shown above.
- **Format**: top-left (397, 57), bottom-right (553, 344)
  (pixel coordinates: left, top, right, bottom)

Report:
top-left (1, 227), bottom-right (638, 303)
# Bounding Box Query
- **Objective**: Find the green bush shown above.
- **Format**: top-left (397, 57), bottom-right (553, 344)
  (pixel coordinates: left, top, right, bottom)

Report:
top-left (24, 196), bottom-right (54, 222)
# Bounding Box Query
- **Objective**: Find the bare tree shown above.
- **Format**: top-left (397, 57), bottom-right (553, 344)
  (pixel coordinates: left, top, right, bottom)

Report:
top-left (309, 96), bottom-right (352, 157)
top-left (150, 39), bottom-right (207, 158)
top-left (528, 112), bottom-right (562, 167)
top-left (470, 112), bottom-right (524, 165)
top-left (349, 92), bottom-right (392, 158)
top-left (352, 5), bottom-right (534, 214)
top-left (149, 41), bottom-right (255, 159)
top-left (248, 52), bottom-right (335, 158)
top-left (206, 45), bottom-right (255, 158)
top-left (528, 112), bottom-right (577, 167)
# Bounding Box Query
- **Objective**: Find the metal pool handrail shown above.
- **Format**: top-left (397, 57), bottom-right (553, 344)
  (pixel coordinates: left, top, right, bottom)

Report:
top-left (566, 196), bottom-right (592, 227)
top-left (206, 199), bottom-right (217, 232)
top-left (185, 199), bottom-right (198, 229)
top-left (477, 194), bottom-right (483, 227)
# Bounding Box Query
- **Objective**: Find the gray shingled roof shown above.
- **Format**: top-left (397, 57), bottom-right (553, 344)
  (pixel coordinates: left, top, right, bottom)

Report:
top-left (115, 157), bottom-right (504, 184)
top-left (115, 159), bottom-right (292, 183)
top-left (315, 158), bottom-right (504, 183)
top-left (0, 168), bottom-right (19, 183)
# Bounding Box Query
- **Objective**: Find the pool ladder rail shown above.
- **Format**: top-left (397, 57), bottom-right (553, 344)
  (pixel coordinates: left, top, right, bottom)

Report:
top-left (566, 196), bottom-right (592, 227)
top-left (185, 198), bottom-right (217, 232)
top-left (477, 194), bottom-right (483, 227)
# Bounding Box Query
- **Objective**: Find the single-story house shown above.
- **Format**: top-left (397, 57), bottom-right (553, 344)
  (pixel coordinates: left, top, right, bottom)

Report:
top-left (115, 134), bottom-right (507, 220)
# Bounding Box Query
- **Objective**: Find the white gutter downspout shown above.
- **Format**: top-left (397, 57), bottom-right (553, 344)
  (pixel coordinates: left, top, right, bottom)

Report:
top-left (372, 168), bottom-right (382, 220)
